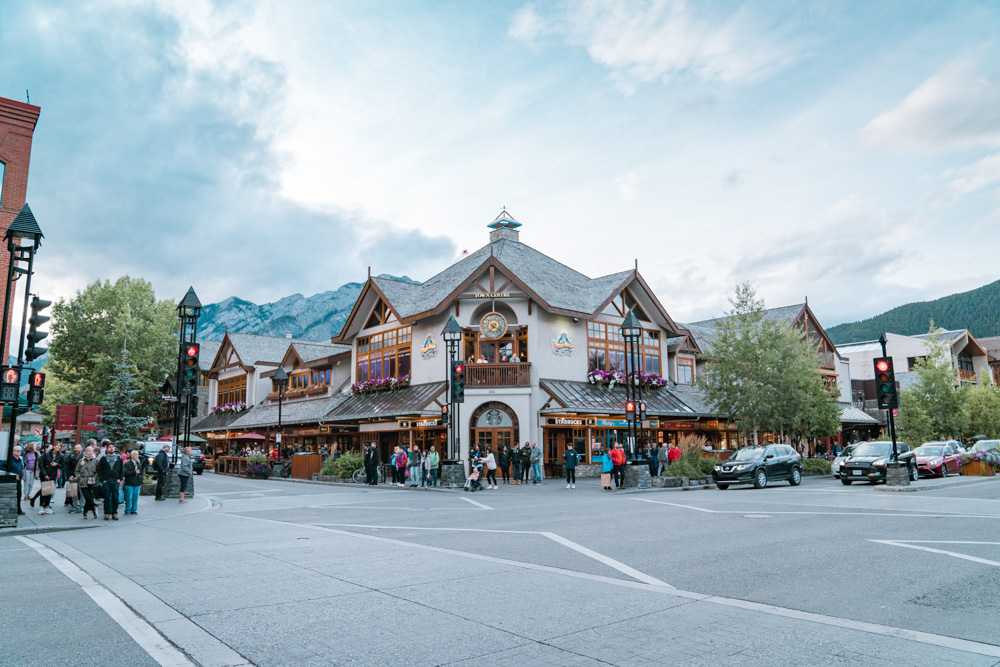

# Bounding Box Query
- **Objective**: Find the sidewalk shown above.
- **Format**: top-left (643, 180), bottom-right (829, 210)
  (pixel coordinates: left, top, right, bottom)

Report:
top-left (874, 473), bottom-right (1000, 493)
top-left (1, 490), bottom-right (212, 537)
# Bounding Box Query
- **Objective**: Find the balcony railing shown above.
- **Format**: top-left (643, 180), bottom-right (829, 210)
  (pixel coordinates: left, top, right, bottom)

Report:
top-left (467, 362), bottom-right (531, 388)
top-left (958, 369), bottom-right (977, 382)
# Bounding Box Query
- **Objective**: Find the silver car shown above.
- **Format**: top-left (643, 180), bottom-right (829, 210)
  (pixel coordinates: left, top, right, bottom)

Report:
top-left (832, 444), bottom-right (857, 479)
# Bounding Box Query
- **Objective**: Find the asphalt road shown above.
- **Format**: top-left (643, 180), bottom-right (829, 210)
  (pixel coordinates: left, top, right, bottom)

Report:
top-left (2, 471), bottom-right (999, 666)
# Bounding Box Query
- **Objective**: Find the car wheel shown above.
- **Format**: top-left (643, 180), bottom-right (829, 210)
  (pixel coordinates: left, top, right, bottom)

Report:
top-left (789, 467), bottom-right (802, 486)
top-left (716, 483), bottom-right (729, 490)
top-left (941, 466), bottom-right (947, 478)
top-left (753, 469), bottom-right (768, 489)
top-left (196, 470), bottom-right (203, 475)
top-left (909, 462), bottom-right (919, 482)
top-left (841, 478), bottom-right (852, 485)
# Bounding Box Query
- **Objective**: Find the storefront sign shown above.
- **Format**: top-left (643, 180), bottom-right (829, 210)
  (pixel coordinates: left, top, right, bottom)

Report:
top-left (420, 334), bottom-right (438, 360)
top-left (664, 422), bottom-right (698, 429)
top-left (547, 417), bottom-right (584, 426)
top-left (474, 293), bottom-right (510, 298)
top-left (296, 428), bottom-right (320, 436)
top-left (412, 419), bottom-right (441, 428)
top-left (706, 420), bottom-right (719, 429)
top-left (551, 332), bottom-right (574, 356)
top-left (595, 418), bottom-right (659, 428)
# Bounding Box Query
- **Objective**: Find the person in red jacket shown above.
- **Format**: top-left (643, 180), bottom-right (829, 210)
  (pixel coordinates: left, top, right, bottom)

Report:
top-left (668, 444), bottom-right (681, 467)
top-left (610, 442), bottom-right (626, 489)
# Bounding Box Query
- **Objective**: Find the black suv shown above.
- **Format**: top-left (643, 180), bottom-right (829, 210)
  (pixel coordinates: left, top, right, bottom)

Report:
top-left (840, 441), bottom-right (917, 484)
top-left (712, 445), bottom-right (803, 489)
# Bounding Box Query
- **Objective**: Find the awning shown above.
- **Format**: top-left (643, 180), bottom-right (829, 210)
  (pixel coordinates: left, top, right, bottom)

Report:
top-left (228, 394), bottom-right (350, 430)
top-left (324, 382), bottom-right (447, 423)
top-left (539, 379), bottom-right (702, 418)
top-left (837, 402), bottom-right (879, 425)
top-left (157, 434), bottom-right (208, 443)
top-left (231, 432), bottom-right (267, 441)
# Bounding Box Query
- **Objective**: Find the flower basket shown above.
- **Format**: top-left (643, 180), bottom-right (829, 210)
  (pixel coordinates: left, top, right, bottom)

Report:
top-left (959, 451), bottom-right (1000, 476)
top-left (586, 369), bottom-right (668, 390)
top-left (351, 374), bottom-right (411, 395)
top-left (210, 401), bottom-right (249, 417)
top-left (962, 462), bottom-right (996, 477)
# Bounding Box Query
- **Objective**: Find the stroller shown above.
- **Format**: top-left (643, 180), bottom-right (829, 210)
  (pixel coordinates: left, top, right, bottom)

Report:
top-left (464, 462), bottom-right (484, 492)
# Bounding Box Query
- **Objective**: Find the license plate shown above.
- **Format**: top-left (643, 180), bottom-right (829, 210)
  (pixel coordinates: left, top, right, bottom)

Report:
top-left (852, 470), bottom-right (862, 476)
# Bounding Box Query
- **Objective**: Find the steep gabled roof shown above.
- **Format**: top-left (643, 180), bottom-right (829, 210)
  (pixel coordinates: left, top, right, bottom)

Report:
top-left (196, 339), bottom-right (221, 372)
top-left (691, 303), bottom-right (806, 329)
top-left (290, 341), bottom-right (350, 363)
top-left (209, 332), bottom-right (334, 372)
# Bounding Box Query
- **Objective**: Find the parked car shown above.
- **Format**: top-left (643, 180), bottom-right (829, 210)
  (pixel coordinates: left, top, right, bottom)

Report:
top-left (914, 442), bottom-right (963, 477)
top-left (187, 447), bottom-right (206, 474)
top-left (712, 444), bottom-right (803, 490)
top-left (832, 444), bottom-right (857, 479)
top-left (839, 441), bottom-right (917, 484)
top-left (970, 440), bottom-right (1000, 454)
top-left (140, 442), bottom-right (205, 474)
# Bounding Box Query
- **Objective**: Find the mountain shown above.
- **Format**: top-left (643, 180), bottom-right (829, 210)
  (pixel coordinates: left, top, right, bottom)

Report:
top-left (197, 275), bottom-right (418, 341)
top-left (827, 278), bottom-right (1000, 344)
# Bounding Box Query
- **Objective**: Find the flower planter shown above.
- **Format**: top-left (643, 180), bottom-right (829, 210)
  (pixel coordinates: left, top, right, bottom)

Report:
top-left (962, 462), bottom-right (996, 477)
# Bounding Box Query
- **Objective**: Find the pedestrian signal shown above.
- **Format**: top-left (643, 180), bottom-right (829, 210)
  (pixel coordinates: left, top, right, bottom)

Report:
top-left (626, 400), bottom-right (636, 423)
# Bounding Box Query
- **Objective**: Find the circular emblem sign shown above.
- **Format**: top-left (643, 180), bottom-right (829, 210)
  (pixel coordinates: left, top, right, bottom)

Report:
top-left (480, 312), bottom-right (508, 339)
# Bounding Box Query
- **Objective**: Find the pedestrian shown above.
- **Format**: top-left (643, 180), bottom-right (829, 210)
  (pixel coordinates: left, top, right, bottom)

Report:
top-left (668, 443), bottom-right (681, 468)
top-left (54, 442), bottom-right (68, 488)
top-left (408, 446), bottom-right (422, 487)
top-left (484, 448), bottom-right (497, 489)
top-left (64, 444), bottom-right (83, 513)
top-left (75, 446), bottom-right (100, 520)
top-left (564, 443), bottom-right (578, 489)
top-left (153, 444), bottom-right (170, 501)
top-left (123, 450), bottom-right (143, 515)
top-left (6, 445), bottom-right (25, 515)
top-left (521, 443), bottom-right (532, 484)
top-left (178, 446), bottom-right (193, 503)
top-left (601, 448), bottom-right (614, 490)
top-left (657, 443), bottom-right (669, 476)
top-left (530, 441), bottom-right (543, 484)
top-left (646, 445), bottom-right (658, 479)
top-left (98, 442), bottom-right (124, 520)
top-left (22, 442), bottom-right (36, 501)
top-left (395, 446), bottom-right (408, 487)
top-left (364, 443), bottom-right (379, 486)
top-left (34, 443), bottom-right (59, 514)
top-left (499, 445), bottom-right (510, 484)
top-left (427, 445), bottom-right (439, 487)
top-left (611, 442), bottom-right (626, 489)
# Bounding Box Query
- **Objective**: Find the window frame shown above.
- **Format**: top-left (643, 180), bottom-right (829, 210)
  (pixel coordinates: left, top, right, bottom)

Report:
top-left (676, 357), bottom-right (695, 385)
top-left (356, 325), bottom-right (411, 381)
top-left (217, 375), bottom-right (247, 405)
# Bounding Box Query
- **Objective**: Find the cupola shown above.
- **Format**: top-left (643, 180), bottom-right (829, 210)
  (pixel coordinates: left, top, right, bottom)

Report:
top-left (488, 208), bottom-right (521, 243)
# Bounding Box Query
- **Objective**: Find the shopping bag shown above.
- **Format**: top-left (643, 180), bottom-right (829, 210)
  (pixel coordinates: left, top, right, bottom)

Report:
top-left (41, 480), bottom-right (55, 496)
top-left (64, 482), bottom-right (79, 497)
top-left (600, 473), bottom-right (612, 488)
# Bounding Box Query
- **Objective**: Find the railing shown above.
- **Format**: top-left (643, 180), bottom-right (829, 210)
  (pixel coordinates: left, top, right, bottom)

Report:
top-left (958, 369), bottom-right (977, 382)
top-left (467, 362), bottom-right (531, 388)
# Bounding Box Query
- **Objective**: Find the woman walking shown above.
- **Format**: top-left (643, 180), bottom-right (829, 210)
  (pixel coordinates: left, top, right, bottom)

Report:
top-left (75, 446), bottom-right (100, 520)
top-left (499, 445), bottom-right (510, 484)
top-left (178, 446), bottom-right (193, 503)
top-left (123, 450), bottom-right (143, 515)
top-left (22, 443), bottom-right (36, 500)
top-left (484, 448), bottom-right (497, 489)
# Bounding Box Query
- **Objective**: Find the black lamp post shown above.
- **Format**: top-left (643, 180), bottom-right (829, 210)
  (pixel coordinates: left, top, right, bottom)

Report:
top-left (272, 366), bottom-right (288, 459)
top-left (620, 309), bottom-right (643, 461)
top-left (442, 315), bottom-right (463, 462)
top-left (172, 287), bottom-right (202, 465)
top-left (1, 204), bottom-right (43, 464)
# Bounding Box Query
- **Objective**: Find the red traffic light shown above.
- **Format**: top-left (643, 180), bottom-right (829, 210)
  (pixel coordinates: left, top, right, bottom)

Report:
top-left (455, 364), bottom-right (464, 374)
top-left (186, 345), bottom-right (199, 357)
top-left (875, 360), bottom-right (889, 372)
top-left (626, 401), bottom-right (635, 411)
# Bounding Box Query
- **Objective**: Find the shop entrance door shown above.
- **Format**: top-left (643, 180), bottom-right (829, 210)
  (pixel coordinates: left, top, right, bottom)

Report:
top-left (469, 401), bottom-right (519, 458)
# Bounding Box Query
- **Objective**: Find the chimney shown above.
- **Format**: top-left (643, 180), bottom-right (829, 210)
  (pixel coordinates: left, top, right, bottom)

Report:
top-left (488, 208), bottom-right (521, 243)
top-left (285, 332), bottom-right (292, 339)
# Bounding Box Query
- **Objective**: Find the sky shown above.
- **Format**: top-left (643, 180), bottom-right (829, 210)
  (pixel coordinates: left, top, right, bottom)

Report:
top-left (2, 0), bottom-right (999, 328)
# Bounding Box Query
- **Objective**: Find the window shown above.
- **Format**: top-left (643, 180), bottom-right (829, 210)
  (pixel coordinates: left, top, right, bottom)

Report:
top-left (0, 161), bottom-right (5, 205)
top-left (676, 358), bottom-right (694, 385)
top-left (588, 323), bottom-right (660, 374)
top-left (365, 298), bottom-right (392, 328)
top-left (823, 375), bottom-right (838, 392)
top-left (289, 368), bottom-right (332, 391)
top-left (610, 288), bottom-right (649, 320)
top-left (356, 325), bottom-right (411, 381)
top-left (907, 356), bottom-right (925, 371)
top-left (958, 354), bottom-right (974, 372)
top-left (217, 375), bottom-right (247, 405)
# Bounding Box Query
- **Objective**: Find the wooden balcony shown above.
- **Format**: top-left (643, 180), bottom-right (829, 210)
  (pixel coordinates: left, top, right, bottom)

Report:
top-left (467, 362), bottom-right (531, 388)
top-left (958, 369), bottom-right (977, 382)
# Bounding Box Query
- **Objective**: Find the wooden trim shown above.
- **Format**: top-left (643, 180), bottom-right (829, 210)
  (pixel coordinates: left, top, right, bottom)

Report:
top-left (632, 271), bottom-right (683, 336)
top-left (331, 280), bottom-right (374, 343)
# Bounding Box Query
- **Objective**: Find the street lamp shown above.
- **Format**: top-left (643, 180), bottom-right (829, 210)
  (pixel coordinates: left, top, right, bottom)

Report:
top-left (272, 366), bottom-right (288, 459)
top-left (620, 309), bottom-right (643, 462)
top-left (442, 316), bottom-right (463, 462)
top-left (1, 204), bottom-right (43, 467)
top-left (173, 287), bottom-right (202, 464)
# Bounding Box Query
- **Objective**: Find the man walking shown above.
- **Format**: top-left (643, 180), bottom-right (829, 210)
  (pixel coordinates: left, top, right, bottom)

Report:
top-left (408, 446), bottom-right (422, 488)
top-left (153, 443), bottom-right (170, 501)
top-left (427, 445), bottom-right (439, 487)
top-left (563, 442), bottom-right (578, 489)
top-left (98, 442), bottom-right (124, 520)
top-left (530, 441), bottom-right (542, 485)
top-left (364, 443), bottom-right (379, 486)
top-left (611, 442), bottom-right (626, 489)
top-left (7, 445), bottom-right (25, 515)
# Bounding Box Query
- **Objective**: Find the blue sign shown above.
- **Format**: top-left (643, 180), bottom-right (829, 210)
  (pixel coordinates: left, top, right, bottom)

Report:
top-left (595, 419), bottom-right (658, 428)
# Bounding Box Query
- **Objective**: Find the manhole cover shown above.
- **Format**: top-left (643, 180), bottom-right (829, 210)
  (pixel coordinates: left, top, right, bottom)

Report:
top-left (743, 514), bottom-right (773, 519)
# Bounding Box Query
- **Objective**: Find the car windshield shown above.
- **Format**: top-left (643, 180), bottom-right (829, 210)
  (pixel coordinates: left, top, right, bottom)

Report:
top-left (836, 446), bottom-right (855, 459)
top-left (851, 442), bottom-right (890, 457)
top-left (189, 448), bottom-right (202, 457)
top-left (914, 446), bottom-right (943, 456)
top-left (973, 440), bottom-right (1000, 452)
top-left (731, 447), bottom-right (765, 461)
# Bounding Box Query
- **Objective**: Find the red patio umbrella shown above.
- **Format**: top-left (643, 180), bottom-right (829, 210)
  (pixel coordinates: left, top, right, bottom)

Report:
top-left (231, 433), bottom-right (266, 441)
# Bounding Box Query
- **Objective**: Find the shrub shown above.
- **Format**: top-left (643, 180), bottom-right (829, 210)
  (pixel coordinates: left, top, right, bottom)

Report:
top-left (247, 463), bottom-right (271, 479)
top-left (801, 458), bottom-right (831, 474)
top-left (246, 453), bottom-right (268, 466)
top-left (321, 452), bottom-right (363, 478)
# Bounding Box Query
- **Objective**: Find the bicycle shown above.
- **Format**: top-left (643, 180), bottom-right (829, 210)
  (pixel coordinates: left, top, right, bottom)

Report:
top-left (353, 466), bottom-right (384, 484)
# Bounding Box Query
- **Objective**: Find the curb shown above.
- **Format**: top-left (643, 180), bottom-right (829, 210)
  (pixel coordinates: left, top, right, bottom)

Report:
top-left (0, 524), bottom-right (99, 537)
top-left (874, 476), bottom-right (1000, 493)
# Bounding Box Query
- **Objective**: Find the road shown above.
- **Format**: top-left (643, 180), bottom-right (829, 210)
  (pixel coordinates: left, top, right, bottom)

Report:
top-left (2, 472), bottom-right (999, 666)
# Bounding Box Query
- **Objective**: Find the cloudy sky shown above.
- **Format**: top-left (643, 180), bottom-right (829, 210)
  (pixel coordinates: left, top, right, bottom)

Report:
top-left (3, 0), bottom-right (999, 326)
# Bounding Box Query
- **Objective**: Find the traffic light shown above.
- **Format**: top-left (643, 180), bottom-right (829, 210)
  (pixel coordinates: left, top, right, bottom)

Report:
top-left (0, 366), bottom-right (21, 403)
top-left (873, 357), bottom-right (898, 411)
top-left (441, 404), bottom-right (449, 418)
top-left (450, 360), bottom-right (465, 403)
top-left (27, 370), bottom-right (45, 406)
top-left (626, 400), bottom-right (635, 423)
top-left (639, 401), bottom-right (647, 421)
top-left (181, 343), bottom-right (200, 395)
top-left (25, 296), bottom-right (52, 362)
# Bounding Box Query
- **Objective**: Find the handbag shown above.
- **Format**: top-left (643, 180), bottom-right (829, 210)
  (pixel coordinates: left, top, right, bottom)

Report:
top-left (64, 481), bottom-right (79, 497)
top-left (600, 473), bottom-right (612, 488)
top-left (41, 480), bottom-right (56, 496)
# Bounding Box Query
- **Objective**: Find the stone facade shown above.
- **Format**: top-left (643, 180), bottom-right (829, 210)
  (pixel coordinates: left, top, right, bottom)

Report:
top-left (162, 469), bottom-right (196, 498)
top-left (0, 473), bottom-right (18, 528)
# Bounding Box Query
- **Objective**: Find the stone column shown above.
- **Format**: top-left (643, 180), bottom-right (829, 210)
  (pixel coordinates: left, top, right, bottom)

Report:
top-left (0, 472), bottom-right (18, 528)
top-left (164, 469), bottom-right (196, 498)
top-left (439, 462), bottom-right (465, 488)
top-left (623, 464), bottom-right (652, 489)
top-left (885, 462), bottom-right (910, 487)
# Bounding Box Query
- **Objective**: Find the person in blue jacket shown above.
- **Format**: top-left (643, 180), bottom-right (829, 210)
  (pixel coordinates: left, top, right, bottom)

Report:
top-left (601, 449), bottom-right (614, 491)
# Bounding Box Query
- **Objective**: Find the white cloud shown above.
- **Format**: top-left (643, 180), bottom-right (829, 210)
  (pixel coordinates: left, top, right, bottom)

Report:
top-left (508, 5), bottom-right (548, 42)
top-left (862, 60), bottom-right (1000, 151)
top-left (945, 151), bottom-right (1000, 196)
top-left (615, 170), bottom-right (640, 200)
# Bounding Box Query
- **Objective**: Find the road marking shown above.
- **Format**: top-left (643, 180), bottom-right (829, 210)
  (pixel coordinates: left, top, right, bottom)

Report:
top-left (871, 540), bottom-right (1000, 567)
top-left (205, 489), bottom-right (281, 495)
top-left (460, 497), bottom-right (493, 510)
top-left (313, 523), bottom-right (537, 534)
top-left (17, 537), bottom-right (194, 667)
top-left (231, 514), bottom-right (1000, 658)
top-left (631, 498), bottom-right (999, 519)
top-left (540, 532), bottom-right (673, 588)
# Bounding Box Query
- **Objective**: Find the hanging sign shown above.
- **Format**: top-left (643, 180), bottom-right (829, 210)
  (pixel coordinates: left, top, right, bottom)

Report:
top-left (595, 418), bottom-right (659, 428)
top-left (551, 332), bottom-right (574, 356)
top-left (420, 334), bottom-right (438, 360)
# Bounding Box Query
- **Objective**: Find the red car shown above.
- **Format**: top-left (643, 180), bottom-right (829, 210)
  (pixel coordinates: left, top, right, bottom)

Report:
top-left (914, 442), bottom-right (963, 477)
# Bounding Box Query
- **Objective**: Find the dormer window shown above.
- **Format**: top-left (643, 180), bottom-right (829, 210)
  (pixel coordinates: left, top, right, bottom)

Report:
top-left (366, 298), bottom-right (392, 328)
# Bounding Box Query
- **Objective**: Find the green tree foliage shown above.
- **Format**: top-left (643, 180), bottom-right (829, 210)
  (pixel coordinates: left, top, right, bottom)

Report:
top-left (697, 283), bottom-right (841, 443)
top-left (896, 391), bottom-right (935, 446)
top-left (101, 348), bottom-right (149, 447)
top-left (964, 381), bottom-right (1000, 438)
top-left (39, 277), bottom-right (176, 425)
top-left (827, 278), bottom-right (1000, 344)
top-left (905, 326), bottom-right (967, 439)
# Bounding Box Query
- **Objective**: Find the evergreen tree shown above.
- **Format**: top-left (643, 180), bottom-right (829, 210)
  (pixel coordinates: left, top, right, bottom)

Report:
top-left (908, 326), bottom-right (967, 439)
top-left (964, 380), bottom-right (1000, 438)
top-left (896, 391), bottom-right (935, 446)
top-left (101, 348), bottom-right (149, 448)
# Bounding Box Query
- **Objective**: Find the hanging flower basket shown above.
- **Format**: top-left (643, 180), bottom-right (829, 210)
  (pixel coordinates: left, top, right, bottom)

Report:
top-left (210, 401), bottom-right (248, 417)
top-left (587, 369), bottom-right (668, 389)
top-left (351, 374), bottom-right (411, 395)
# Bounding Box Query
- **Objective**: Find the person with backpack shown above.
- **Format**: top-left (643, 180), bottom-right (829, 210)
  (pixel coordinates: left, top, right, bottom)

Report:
top-left (610, 442), bottom-right (626, 489)
top-left (408, 446), bottom-right (422, 488)
top-left (564, 443), bottom-right (579, 489)
top-left (153, 444), bottom-right (170, 501)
